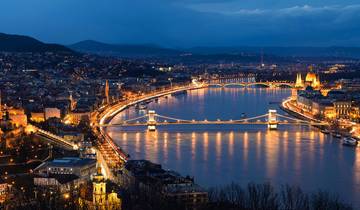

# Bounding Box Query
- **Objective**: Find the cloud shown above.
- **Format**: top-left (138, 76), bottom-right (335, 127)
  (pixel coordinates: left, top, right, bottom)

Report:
top-left (187, 3), bottom-right (360, 18)
top-left (0, 0), bottom-right (360, 47)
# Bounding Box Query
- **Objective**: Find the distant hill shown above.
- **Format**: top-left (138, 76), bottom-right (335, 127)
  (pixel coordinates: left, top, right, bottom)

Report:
top-left (69, 40), bottom-right (182, 58)
top-left (189, 46), bottom-right (360, 58)
top-left (70, 40), bottom-right (360, 59)
top-left (0, 33), bottom-right (72, 53)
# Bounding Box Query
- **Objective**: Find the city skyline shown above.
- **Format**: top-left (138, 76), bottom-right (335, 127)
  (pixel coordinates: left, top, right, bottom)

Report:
top-left (1, 1), bottom-right (360, 209)
top-left (1, 0), bottom-right (360, 47)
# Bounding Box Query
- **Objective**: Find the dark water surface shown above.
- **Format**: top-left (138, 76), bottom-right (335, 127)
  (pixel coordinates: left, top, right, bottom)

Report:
top-left (108, 88), bottom-right (360, 207)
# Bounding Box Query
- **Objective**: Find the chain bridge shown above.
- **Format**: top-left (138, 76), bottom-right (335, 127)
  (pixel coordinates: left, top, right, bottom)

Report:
top-left (100, 109), bottom-right (327, 131)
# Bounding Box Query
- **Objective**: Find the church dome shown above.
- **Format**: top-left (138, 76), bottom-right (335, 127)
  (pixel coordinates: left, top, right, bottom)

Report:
top-left (305, 72), bottom-right (317, 82)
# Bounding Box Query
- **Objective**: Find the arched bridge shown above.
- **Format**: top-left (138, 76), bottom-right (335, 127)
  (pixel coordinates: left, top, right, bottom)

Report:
top-left (100, 109), bottom-right (327, 131)
top-left (208, 82), bottom-right (294, 88)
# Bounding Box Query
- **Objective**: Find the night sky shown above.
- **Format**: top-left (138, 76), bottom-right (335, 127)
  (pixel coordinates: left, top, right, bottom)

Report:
top-left (1, 0), bottom-right (360, 47)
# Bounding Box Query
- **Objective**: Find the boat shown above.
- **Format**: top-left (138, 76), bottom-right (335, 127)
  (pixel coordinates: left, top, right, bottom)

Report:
top-left (139, 103), bottom-right (147, 110)
top-left (342, 137), bottom-right (358, 147)
top-left (332, 133), bottom-right (342, 138)
top-left (241, 113), bottom-right (247, 118)
top-left (320, 129), bottom-right (330, 134)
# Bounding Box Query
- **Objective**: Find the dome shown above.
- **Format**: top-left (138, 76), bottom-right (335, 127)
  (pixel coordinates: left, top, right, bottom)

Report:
top-left (305, 72), bottom-right (317, 82)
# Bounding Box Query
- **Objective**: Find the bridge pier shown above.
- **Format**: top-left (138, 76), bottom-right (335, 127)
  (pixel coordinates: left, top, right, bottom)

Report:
top-left (268, 109), bottom-right (278, 130)
top-left (147, 110), bottom-right (157, 131)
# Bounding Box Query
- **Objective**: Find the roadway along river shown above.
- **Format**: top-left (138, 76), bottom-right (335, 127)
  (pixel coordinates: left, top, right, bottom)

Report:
top-left (107, 87), bottom-right (360, 207)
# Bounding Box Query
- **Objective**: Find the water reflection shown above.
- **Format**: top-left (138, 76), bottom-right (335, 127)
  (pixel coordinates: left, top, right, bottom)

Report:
top-left (108, 88), bottom-right (360, 207)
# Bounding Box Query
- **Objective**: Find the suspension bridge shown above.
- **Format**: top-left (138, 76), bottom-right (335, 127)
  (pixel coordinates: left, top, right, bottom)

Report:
top-left (100, 109), bottom-right (327, 131)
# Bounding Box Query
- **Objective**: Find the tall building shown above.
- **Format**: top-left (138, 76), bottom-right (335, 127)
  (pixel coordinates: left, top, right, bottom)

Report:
top-left (69, 92), bottom-right (76, 111)
top-left (93, 167), bottom-right (107, 207)
top-left (78, 167), bottom-right (121, 210)
top-left (105, 80), bottom-right (110, 105)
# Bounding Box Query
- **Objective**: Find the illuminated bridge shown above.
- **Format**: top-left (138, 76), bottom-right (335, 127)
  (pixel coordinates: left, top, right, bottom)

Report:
top-left (207, 78), bottom-right (294, 88)
top-left (28, 125), bottom-right (78, 150)
top-left (100, 109), bottom-right (327, 131)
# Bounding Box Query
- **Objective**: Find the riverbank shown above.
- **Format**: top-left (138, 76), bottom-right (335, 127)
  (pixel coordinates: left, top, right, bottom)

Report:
top-left (281, 97), bottom-right (360, 141)
top-left (93, 84), bottom-right (206, 170)
top-left (99, 84), bottom-right (206, 126)
top-left (106, 87), bottom-right (360, 207)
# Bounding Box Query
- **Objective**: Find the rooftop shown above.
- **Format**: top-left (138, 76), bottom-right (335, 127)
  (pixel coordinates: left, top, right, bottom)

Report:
top-left (36, 157), bottom-right (96, 169)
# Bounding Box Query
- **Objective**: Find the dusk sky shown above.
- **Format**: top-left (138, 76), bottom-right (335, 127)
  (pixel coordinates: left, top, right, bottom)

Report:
top-left (1, 0), bottom-right (360, 47)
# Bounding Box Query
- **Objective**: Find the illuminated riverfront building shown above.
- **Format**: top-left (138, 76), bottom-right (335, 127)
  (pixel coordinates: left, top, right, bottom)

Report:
top-left (334, 101), bottom-right (352, 119)
top-left (350, 105), bottom-right (360, 122)
top-left (292, 68), bottom-right (322, 101)
top-left (294, 68), bottom-right (322, 90)
top-left (305, 67), bottom-right (321, 89)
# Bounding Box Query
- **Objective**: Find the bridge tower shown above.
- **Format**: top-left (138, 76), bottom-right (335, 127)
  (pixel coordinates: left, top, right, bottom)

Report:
top-left (268, 109), bottom-right (278, 130)
top-left (147, 110), bottom-right (157, 131)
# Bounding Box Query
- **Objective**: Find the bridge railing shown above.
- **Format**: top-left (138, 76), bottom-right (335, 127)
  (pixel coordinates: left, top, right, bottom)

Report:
top-left (36, 128), bottom-right (77, 150)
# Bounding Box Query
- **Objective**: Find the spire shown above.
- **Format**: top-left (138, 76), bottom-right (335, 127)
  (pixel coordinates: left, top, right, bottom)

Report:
top-left (295, 73), bottom-right (303, 88)
top-left (105, 80), bottom-right (110, 104)
top-left (69, 91), bottom-right (75, 111)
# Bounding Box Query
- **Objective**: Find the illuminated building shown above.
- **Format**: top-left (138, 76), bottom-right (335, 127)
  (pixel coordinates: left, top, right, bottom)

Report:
top-left (3, 107), bottom-right (28, 127)
top-left (34, 157), bottom-right (97, 178)
top-left (350, 105), bottom-right (360, 122)
top-left (44, 107), bottom-right (61, 120)
top-left (79, 167), bottom-right (122, 210)
top-left (105, 80), bottom-right (110, 105)
top-left (295, 73), bottom-right (304, 88)
top-left (0, 178), bottom-right (11, 203)
top-left (92, 167), bottom-right (107, 207)
top-left (30, 112), bottom-right (45, 123)
top-left (69, 92), bottom-right (76, 111)
top-left (334, 101), bottom-right (352, 119)
top-left (66, 111), bottom-right (91, 125)
top-left (311, 100), bottom-right (336, 119)
top-left (305, 67), bottom-right (321, 89)
top-left (292, 73), bottom-right (304, 100)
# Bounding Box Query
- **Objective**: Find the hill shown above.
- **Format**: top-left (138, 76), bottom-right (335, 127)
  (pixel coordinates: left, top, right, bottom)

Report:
top-left (0, 33), bottom-right (72, 53)
top-left (69, 40), bottom-right (182, 58)
top-left (189, 46), bottom-right (360, 58)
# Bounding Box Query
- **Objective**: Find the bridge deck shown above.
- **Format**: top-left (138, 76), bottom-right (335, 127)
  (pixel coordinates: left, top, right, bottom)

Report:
top-left (104, 121), bottom-right (327, 127)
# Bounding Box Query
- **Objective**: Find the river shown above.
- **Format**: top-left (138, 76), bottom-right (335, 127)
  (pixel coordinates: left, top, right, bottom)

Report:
top-left (107, 87), bottom-right (360, 207)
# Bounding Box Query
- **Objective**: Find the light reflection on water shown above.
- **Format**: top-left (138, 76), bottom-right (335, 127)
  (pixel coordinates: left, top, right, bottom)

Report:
top-left (107, 88), bottom-right (360, 207)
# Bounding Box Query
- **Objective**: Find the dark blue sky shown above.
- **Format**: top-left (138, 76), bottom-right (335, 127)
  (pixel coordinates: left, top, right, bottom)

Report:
top-left (1, 0), bottom-right (360, 47)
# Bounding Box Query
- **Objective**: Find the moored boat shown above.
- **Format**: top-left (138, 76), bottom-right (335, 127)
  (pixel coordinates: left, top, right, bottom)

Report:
top-left (342, 137), bottom-right (358, 147)
top-left (332, 133), bottom-right (342, 138)
top-left (139, 103), bottom-right (147, 110)
top-left (321, 129), bottom-right (330, 134)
